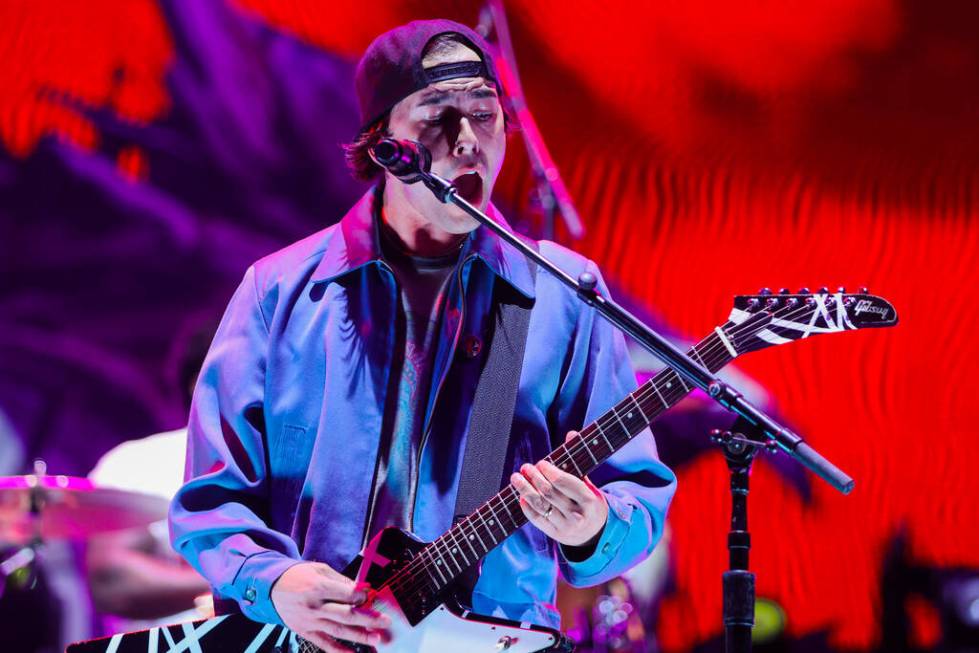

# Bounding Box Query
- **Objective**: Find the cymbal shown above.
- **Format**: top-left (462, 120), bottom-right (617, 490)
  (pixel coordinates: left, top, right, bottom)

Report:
top-left (0, 474), bottom-right (170, 544)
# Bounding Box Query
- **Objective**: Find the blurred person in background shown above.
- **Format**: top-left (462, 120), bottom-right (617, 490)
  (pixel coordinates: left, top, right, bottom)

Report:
top-left (85, 321), bottom-right (215, 634)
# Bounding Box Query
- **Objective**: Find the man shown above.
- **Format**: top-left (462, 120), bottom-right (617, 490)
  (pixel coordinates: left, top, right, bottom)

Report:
top-left (170, 19), bottom-right (676, 652)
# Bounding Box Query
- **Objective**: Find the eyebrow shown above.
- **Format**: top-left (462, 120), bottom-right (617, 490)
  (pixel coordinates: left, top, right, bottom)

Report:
top-left (417, 87), bottom-right (499, 107)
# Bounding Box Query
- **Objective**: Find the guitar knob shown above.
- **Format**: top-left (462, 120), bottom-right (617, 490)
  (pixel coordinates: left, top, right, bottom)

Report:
top-left (799, 287), bottom-right (810, 295)
top-left (779, 287), bottom-right (791, 294)
top-left (758, 287), bottom-right (772, 295)
top-left (819, 286), bottom-right (829, 294)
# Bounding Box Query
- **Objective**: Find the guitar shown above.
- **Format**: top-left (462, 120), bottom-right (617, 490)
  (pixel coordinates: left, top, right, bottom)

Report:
top-left (68, 289), bottom-right (897, 653)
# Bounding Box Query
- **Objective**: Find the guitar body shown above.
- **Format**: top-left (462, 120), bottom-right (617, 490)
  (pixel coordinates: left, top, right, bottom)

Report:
top-left (66, 527), bottom-right (567, 653)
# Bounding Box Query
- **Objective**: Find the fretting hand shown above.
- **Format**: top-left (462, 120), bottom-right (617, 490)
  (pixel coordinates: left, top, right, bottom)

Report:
top-left (510, 431), bottom-right (609, 548)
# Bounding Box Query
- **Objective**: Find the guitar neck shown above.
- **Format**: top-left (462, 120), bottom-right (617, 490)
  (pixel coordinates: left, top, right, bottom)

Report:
top-left (386, 328), bottom-right (737, 604)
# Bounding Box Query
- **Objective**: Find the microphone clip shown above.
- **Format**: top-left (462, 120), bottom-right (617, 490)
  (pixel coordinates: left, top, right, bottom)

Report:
top-left (369, 138), bottom-right (432, 184)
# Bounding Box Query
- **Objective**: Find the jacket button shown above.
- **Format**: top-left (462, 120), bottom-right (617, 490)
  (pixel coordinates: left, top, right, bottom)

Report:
top-left (463, 335), bottom-right (482, 358)
top-left (244, 587), bottom-right (257, 603)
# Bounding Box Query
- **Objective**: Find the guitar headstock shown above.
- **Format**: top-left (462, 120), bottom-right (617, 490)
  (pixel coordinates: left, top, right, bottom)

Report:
top-left (724, 286), bottom-right (898, 355)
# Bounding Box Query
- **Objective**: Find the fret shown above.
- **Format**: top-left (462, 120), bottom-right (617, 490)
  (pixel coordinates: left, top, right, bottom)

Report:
top-left (691, 347), bottom-right (708, 369)
top-left (441, 534), bottom-right (466, 574)
top-left (673, 371), bottom-right (688, 392)
top-left (629, 390), bottom-right (650, 426)
top-left (460, 524), bottom-right (480, 559)
top-left (484, 502), bottom-right (502, 544)
top-left (470, 514), bottom-right (490, 551)
top-left (580, 436), bottom-right (599, 466)
top-left (583, 427), bottom-right (611, 461)
top-left (610, 404), bottom-right (630, 437)
top-left (426, 548), bottom-right (449, 585)
top-left (651, 380), bottom-right (669, 409)
top-left (594, 423), bottom-right (614, 452)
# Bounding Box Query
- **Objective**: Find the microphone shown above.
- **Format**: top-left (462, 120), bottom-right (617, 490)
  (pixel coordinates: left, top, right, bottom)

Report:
top-left (370, 138), bottom-right (432, 184)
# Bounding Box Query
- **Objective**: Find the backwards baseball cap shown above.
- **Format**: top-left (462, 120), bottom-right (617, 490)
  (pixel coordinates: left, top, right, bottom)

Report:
top-left (354, 19), bottom-right (500, 131)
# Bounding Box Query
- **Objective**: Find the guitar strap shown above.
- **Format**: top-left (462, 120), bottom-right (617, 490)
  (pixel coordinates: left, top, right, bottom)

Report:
top-left (452, 243), bottom-right (537, 600)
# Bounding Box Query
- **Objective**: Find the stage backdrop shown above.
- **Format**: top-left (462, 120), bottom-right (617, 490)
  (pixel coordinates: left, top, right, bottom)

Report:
top-left (2, 1), bottom-right (977, 650)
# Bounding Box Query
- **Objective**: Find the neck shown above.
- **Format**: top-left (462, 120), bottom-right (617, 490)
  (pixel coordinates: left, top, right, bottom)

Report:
top-left (381, 183), bottom-right (468, 257)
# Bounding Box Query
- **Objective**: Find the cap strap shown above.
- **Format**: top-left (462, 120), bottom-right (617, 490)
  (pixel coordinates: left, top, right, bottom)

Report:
top-left (424, 60), bottom-right (489, 83)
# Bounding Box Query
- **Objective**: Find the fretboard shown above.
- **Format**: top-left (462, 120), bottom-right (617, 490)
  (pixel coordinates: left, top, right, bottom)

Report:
top-left (383, 328), bottom-right (737, 606)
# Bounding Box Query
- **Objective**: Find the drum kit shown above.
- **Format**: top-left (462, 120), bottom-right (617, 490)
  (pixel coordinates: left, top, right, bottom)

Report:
top-left (0, 459), bottom-right (169, 594)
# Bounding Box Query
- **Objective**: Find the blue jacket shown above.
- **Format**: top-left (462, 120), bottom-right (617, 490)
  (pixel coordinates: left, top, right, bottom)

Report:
top-left (169, 188), bottom-right (676, 628)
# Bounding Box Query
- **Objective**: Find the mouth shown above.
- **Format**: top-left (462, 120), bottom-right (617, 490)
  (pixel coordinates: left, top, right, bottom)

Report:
top-left (451, 171), bottom-right (484, 206)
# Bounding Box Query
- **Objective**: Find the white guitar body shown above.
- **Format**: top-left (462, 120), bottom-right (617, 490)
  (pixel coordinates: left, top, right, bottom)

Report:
top-left (362, 590), bottom-right (559, 653)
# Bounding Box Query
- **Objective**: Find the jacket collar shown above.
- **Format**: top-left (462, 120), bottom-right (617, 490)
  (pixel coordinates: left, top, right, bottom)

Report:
top-left (311, 186), bottom-right (536, 299)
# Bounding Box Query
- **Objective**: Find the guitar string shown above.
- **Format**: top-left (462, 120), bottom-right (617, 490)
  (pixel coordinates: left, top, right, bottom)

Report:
top-left (375, 298), bottom-right (837, 601)
top-left (381, 298), bottom-right (820, 601)
top-left (380, 298), bottom-right (828, 601)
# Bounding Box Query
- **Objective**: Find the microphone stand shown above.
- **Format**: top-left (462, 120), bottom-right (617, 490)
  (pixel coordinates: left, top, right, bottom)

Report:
top-left (477, 0), bottom-right (584, 241)
top-left (710, 419), bottom-right (778, 653)
top-left (415, 169), bottom-right (855, 495)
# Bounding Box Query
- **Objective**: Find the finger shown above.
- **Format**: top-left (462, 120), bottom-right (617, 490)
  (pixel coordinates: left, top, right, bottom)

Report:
top-left (511, 472), bottom-right (543, 505)
top-left (518, 496), bottom-right (558, 538)
top-left (521, 463), bottom-right (573, 517)
top-left (320, 602), bottom-right (392, 630)
top-left (318, 620), bottom-right (386, 647)
top-left (320, 577), bottom-right (367, 605)
top-left (539, 460), bottom-right (594, 507)
top-left (512, 471), bottom-right (557, 519)
top-left (302, 631), bottom-right (355, 653)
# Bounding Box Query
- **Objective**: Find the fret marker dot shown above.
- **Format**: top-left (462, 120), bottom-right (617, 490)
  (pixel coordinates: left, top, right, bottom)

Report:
top-left (627, 412), bottom-right (633, 419)
top-left (469, 535), bottom-right (474, 540)
top-left (666, 382), bottom-right (672, 388)
top-left (592, 439), bottom-right (597, 445)
top-left (437, 560), bottom-right (442, 565)
top-left (489, 520), bottom-right (494, 525)
top-left (452, 547), bottom-right (457, 553)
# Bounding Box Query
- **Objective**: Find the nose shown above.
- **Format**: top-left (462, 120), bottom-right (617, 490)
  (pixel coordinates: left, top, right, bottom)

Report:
top-left (453, 116), bottom-right (479, 158)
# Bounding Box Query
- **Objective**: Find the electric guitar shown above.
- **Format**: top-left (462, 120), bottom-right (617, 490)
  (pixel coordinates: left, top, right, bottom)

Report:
top-left (68, 288), bottom-right (897, 653)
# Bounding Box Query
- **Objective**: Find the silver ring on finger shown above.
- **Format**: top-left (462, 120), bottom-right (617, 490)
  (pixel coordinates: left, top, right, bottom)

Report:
top-left (543, 505), bottom-right (554, 518)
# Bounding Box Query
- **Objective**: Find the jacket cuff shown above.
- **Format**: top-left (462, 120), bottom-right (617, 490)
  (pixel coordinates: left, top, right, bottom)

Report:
top-left (559, 492), bottom-right (633, 585)
top-left (232, 550), bottom-right (304, 625)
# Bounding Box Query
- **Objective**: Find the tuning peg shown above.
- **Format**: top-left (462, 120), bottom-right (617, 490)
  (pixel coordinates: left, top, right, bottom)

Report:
top-left (746, 298), bottom-right (761, 312)
top-left (859, 286), bottom-right (869, 294)
top-left (819, 286), bottom-right (830, 294)
top-left (837, 286), bottom-right (846, 293)
top-left (799, 287), bottom-right (810, 295)
top-left (779, 288), bottom-right (791, 295)
top-left (758, 287), bottom-right (772, 296)
top-left (765, 297), bottom-right (779, 309)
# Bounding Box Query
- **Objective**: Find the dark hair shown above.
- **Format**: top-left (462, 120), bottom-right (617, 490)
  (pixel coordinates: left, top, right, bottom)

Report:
top-left (343, 33), bottom-right (516, 182)
top-left (343, 114), bottom-right (391, 181)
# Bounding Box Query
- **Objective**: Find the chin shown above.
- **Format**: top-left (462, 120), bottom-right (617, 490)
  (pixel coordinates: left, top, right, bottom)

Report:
top-left (444, 205), bottom-right (482, 233)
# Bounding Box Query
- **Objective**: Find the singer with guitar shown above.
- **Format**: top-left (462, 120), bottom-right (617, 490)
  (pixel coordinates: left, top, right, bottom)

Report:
top-left (169, 19), bottom-right (676, 652)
